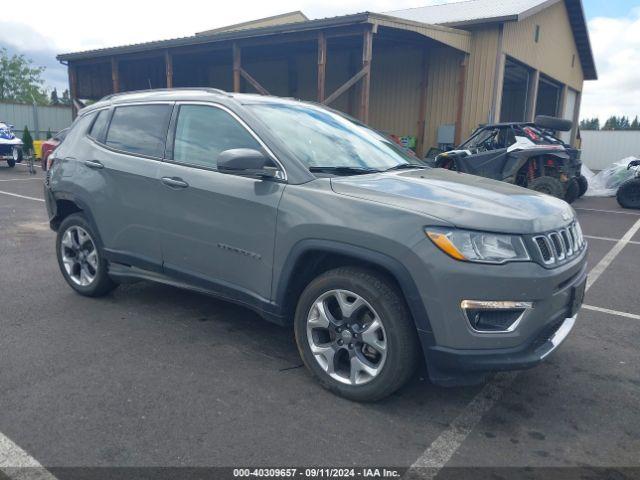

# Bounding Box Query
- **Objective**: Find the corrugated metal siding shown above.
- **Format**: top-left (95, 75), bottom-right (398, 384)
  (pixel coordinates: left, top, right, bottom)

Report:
top-left (460, 25), bottom-right (500, 138)
top-left (372, 16), bottom-right (471, 53)
top-left (369, 46), bottom-right (422, 137)
top-left (503, 0), bottom-right (584, 90)
top-left (580, 131), bottom-right (640, 170)
top-left (424, 46), bottom-right (463, 148)
top-left (0, 102), bottom-right (72, 140)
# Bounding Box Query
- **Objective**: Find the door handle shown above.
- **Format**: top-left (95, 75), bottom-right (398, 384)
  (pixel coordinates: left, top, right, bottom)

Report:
top-left (161, 177), bottom-right (189, 189)
top-left (84, 160), bottom-right (104, 169)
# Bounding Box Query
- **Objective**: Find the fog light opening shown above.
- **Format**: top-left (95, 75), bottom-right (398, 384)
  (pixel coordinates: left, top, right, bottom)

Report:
top-left (461, 300), bottom-right (533, 333)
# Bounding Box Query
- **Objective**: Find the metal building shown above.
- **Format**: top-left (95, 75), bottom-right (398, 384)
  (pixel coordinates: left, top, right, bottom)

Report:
top-left (56, 0), bottom-right (596, 156)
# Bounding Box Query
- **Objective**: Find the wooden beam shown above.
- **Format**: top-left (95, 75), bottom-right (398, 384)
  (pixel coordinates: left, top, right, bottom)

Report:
top-left (165, 50), bottom-right (174, 88)
top-left (239, 67), bottom-right (270, 95)
top-left (347, 51), bottom-right (358, 116)
top-left (359, 28), bottom-right (373, 124)
top-left (110, 57), bottom-right (119, 93)
top-left (415, 47), bottom-right (429, 158)
top-left (323, 66), bottom-right (369, 106)
top-left (233, 43), bottom-right (241, 93)
top-left (454, 55), bottom-right (469, 146)
top-left (68, 63), bottom-right (78, 118)
top-left (317, 32), bottom-right (327, 103)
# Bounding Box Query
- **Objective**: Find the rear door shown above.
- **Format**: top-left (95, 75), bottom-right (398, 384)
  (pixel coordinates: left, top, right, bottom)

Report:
top-left (156, 103), bottom-right (285, 302)
top-left (87, 102), bottom-right (173, 271)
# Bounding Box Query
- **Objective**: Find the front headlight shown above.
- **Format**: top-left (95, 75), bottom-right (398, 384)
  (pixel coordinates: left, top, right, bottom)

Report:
top-left (426, 228), bottom-right (530, 264)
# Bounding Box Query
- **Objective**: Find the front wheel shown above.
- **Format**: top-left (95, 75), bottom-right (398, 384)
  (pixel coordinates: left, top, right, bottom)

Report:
top-left (528, 175), bottom-right (565, 200)
top-left (56, 213), bottom-right (118, 297)
top-left (564, 178), bottom-right (579, 204)
top-left (294, 267), bottom-right (420, 402)
top-left (617, 178), bottom-right (640, 209)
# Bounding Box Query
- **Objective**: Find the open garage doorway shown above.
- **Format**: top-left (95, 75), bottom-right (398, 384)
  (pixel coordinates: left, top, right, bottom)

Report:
top-left (535, 75), bottom-right (561, 118)
top-left (500, 58), bottom-right (531, 122)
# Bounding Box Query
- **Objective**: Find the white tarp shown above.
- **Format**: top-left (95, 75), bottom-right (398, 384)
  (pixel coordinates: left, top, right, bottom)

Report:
top-left (584, 157), bottom-right (639, 197)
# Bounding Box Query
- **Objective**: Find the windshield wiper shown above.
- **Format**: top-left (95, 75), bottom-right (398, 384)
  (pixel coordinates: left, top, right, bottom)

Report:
top-left (383, 163), bottom-right (430, 172)
top-left (309, 166), bottom-right (381, 175)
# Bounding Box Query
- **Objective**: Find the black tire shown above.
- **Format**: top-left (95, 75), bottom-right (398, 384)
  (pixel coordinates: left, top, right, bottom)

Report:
top-left (617, 178), bottom-right (640, 209)
top-left (17, 148), bottom-right (23, 163)
top-left (528, 175), bottom-right (565, 199)
top-left (56, 213), bottom-right (117, 297)
top-left (577, 174), bottom-right (588, 197)
top-left (294, 267), bottom-right (420, 402)
top-left (534, 115), bottom-right (573, 132)
top-left (564, 178), bottom-right (580, 204)
top-left (6, 158), bottom-right (15, 168)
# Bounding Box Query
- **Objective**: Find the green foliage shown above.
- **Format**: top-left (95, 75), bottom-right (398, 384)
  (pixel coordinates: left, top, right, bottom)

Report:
top-left (0, 48), bottom-right (48, 105)
top-left (631, 116), bottom-right (640, 130)
top-left (21, 126), bottom-right (34, 154)
top-left (579, 118), bottom-right (600, 130)
top-left (50, 88), bottom-right (59, 105)
top-left (603, 116), bottom-right (632, 130)
top-left (46, 128), bottom-right (53, 140)
top-left (61, 89), bottom-right (71, 105)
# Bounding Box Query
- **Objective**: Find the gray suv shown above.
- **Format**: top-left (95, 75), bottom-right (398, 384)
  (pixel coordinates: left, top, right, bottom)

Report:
top-left (45, 89), bottom-right (588, 401)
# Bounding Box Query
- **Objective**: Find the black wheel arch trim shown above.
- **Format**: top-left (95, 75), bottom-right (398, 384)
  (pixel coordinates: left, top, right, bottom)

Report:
top-left (275, 239), bottom-right (436, 339)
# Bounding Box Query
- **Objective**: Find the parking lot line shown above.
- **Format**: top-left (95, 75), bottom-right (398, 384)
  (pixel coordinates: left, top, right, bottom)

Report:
top-left (0, 432), bottom-right (58, 480)
top-left (583, 304), bottom-right (640, 321)
top-left (0, 178), bottom-right (43, 182)
top-left (587, 218), bottom-right (640, 291)
top-left (584, 235), bottom-right (640, 245)
top-left (408, 217), bottom-right (640, 478)
top-left (0, 190), bottom-right (44, 203)
top-left (575, 207), bottom-right (640, 217)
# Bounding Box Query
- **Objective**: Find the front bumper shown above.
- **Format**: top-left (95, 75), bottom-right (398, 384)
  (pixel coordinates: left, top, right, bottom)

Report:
top-left (406, 237), bottom-right (588, 386)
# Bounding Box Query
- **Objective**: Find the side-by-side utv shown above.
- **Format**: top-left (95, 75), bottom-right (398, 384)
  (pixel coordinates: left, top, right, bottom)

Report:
top-left (435, 116), bottom-right (587, 203)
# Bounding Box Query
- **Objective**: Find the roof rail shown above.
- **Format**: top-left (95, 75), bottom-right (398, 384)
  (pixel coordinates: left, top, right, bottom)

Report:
top-left (99, 87), bottom-right (229, 102)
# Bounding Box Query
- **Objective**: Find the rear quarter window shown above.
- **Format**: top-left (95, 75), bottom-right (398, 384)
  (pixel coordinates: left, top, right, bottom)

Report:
top-left (88, 109), bottom-right (110, 141)
top-left (105, 104), bottom-right (172, 158)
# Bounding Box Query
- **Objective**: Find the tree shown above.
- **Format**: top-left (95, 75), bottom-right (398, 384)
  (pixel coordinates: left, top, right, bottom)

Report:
top-left (579, 117), bottom-right (600, 130)
top-left (61, 89), bottom-right (71, 105)
top-left (0, 48), bottom-right (48, 105)
top-left (631, 116), bottom-right (640, 130)
top-left (46, 128), bottom-right (53, 140)
top-left (21, 126), bottom-right (34, 155)
top-left (50, 88), bottom-right (59, 105)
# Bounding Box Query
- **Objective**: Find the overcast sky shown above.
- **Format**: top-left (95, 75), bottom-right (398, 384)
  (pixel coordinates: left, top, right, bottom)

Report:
top-left (0, 0), bottom-right (638, 122)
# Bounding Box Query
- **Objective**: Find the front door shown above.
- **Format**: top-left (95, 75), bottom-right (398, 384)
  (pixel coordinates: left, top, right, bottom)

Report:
top-left (156, 104), bottom-right (285, 303)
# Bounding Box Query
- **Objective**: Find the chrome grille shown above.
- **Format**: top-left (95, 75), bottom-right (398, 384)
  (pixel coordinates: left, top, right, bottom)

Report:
top-left (533, 222), bottom-right (585, 266)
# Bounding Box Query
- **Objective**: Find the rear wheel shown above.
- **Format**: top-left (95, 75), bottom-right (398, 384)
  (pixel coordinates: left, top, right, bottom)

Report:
top-left (294, 267), bottom-right (420, 402)
top-left (577, 174), bottom-right (588, 197)
top-left (617, 178), bottom-right (640, 209)
top-left (564, 178), bottom-right (579, 204)
top-left (56, 213), bottom-right (118, 297)
top-left (528, 175), bottom-right (565, 200)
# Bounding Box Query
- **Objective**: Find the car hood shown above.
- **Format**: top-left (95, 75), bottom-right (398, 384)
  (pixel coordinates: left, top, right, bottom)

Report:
top-left (330, 168), bottom-right (574, 234)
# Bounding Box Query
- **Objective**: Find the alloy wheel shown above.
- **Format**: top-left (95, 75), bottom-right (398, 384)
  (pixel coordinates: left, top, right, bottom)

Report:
top-left (60, 226), bottom-right (99, 287)
top-left (306, 289), bottom-right (387, 385)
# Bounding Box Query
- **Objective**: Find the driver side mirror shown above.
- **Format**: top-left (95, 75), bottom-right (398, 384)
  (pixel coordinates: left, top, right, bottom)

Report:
top-left (217, 149), bottom-right (280, 179)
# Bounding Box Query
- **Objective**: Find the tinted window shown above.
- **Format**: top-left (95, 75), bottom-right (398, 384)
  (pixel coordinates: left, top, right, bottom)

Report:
top-left (106, 104), bottom-right (172, 158)
top-left (88, 109), bottom-right (110, 140)
top-left (173, 105), bottom-right (260, 169)
top-left (54, 113), bottom-right (96, 158)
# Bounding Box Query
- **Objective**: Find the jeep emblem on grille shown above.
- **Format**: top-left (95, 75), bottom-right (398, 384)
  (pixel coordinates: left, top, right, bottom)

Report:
top-left (562, 212), bottom-right (571, 221)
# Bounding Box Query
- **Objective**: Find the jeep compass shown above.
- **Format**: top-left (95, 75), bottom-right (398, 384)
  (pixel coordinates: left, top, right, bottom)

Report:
top-left (45, 89), bottom-right (588, 401)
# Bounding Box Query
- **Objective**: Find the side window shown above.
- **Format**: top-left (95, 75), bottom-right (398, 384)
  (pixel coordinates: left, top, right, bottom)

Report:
top-left (173, 105), bottom-right (261, 169)
top-left (88, 109), bottom-right (110, 141)
top-left (105, 104), bottom-right (172, 158)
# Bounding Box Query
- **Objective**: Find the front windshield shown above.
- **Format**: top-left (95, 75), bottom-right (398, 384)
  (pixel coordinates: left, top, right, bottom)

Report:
top-left (247, 102), bottom-right (418, 171)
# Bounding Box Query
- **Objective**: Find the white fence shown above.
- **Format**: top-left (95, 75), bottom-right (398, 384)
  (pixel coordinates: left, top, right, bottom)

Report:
top-left (0, 102), bottom-right (73, 140)
top-left (580, 131), bottom-right (640, 170)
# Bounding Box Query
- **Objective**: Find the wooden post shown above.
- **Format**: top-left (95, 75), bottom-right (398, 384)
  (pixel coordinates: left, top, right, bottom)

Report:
top-left (68, 63), bottom-right (78, 119)
top-left (317, 32), bottom-right (327, 103)
top-left (415, 47), bottom-right (429, 157)
top-left (111, 57), bottom-right (119, 94)
top-left (233, 43), bottom-right (241, 93)
top-left (359, 29), bottom-right (373, 124)
top-left (165, 50), bottom-right (173, 88)
top-left (454, 55), bottom-right (469, 146)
